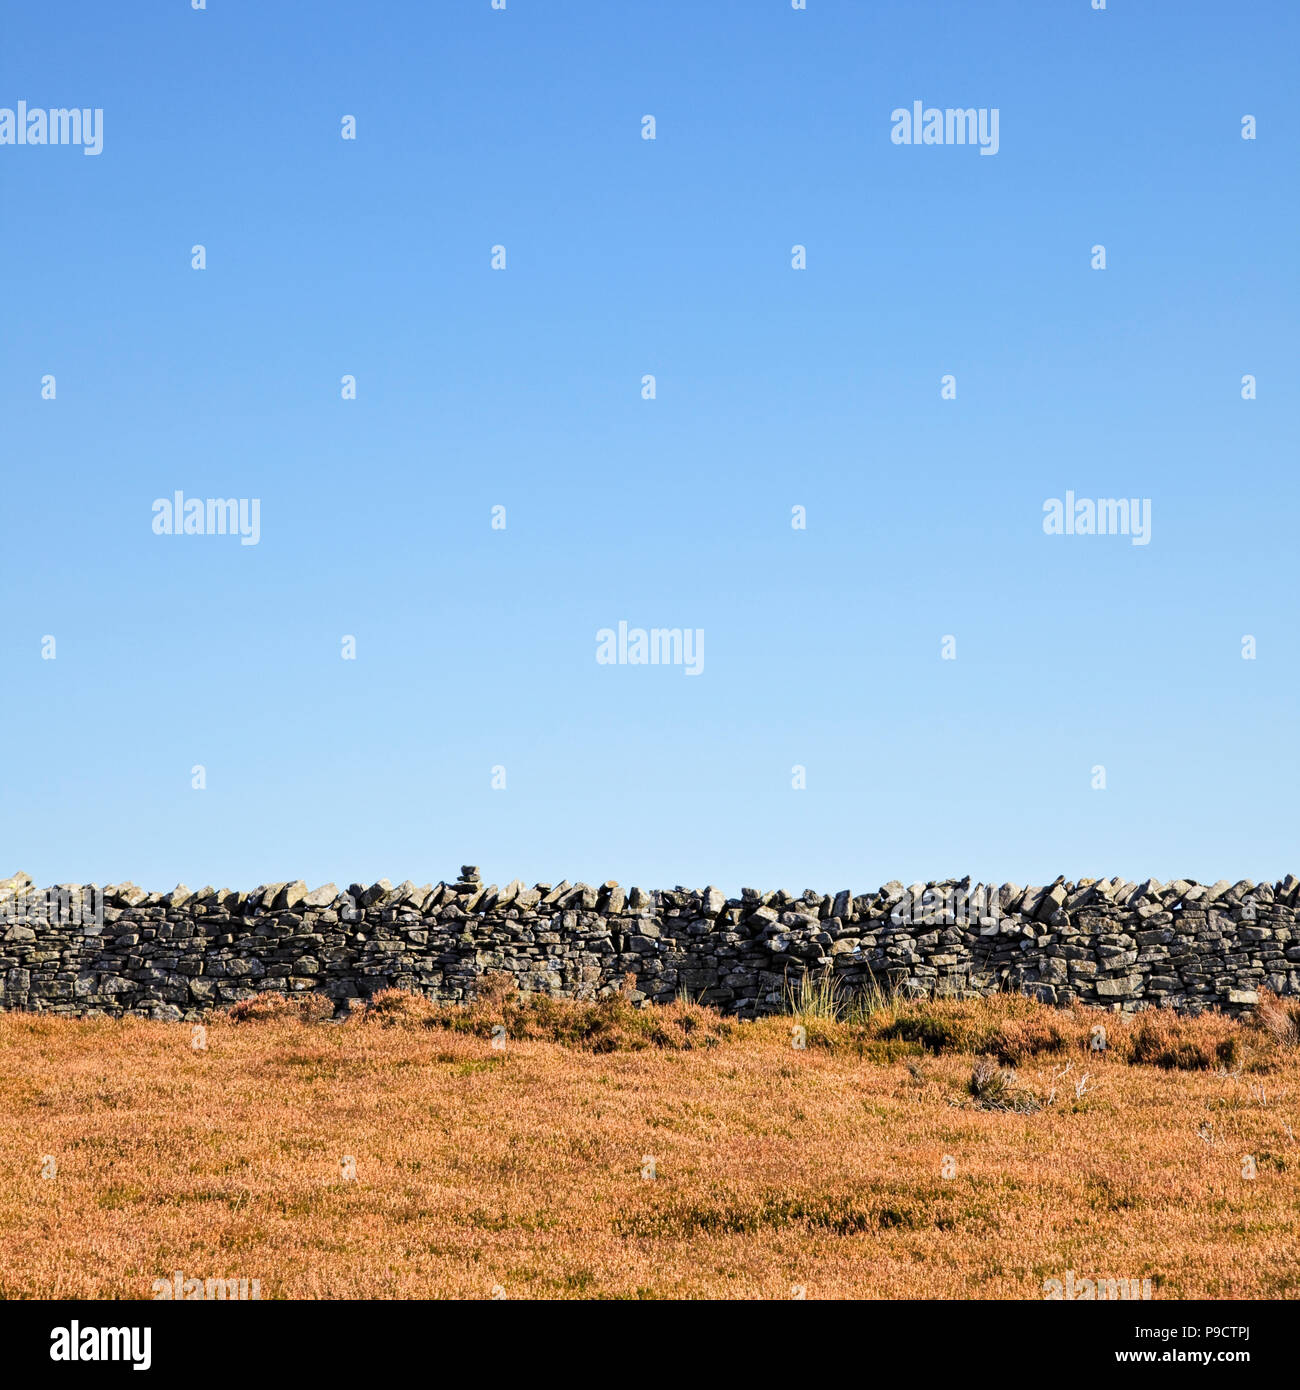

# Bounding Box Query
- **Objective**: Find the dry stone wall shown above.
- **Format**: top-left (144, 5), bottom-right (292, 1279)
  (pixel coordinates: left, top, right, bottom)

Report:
top-left (2, 868), bottom-right (1297, 1022)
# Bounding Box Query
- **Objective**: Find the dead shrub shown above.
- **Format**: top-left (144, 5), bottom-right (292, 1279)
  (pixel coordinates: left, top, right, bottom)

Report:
top-left (1123, 1011), bottom-right (1244, 1071)
top-left (357, 988), bottom-right (438, 1027)
top-left (429, 988), bottom-right (736, 1052)
top-left (987, 1013), bottom-right (1072, 1066)
top-left (879, 994), bottom-right (1073, 1064)
top-left (475, 971), bottom-right (519, 1010)
top-left (225, 992), bottom-right (333, 1025)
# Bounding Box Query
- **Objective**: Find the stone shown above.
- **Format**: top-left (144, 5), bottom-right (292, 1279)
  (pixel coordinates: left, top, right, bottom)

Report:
top-left (360, 880), bottom-right (392, 908)
top-left (1036, 885), bottom-right (1068, 922)
top-left (1096, 976), bottom-right (1140, 998)
top-left (275, 881), bottom-right (309, 911)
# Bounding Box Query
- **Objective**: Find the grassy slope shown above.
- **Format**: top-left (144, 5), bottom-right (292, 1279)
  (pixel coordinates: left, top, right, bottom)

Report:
top-left (1, 990), bottom-right (1297, 1299)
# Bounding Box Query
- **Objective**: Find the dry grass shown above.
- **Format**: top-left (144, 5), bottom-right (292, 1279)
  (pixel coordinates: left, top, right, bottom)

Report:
top-left (966, 1056), bottom-right (1044, 1113)
top-left (1256, 990), bottom-right (1300, 1048)
top-left (1, 989), bottom-right (1298, 1299)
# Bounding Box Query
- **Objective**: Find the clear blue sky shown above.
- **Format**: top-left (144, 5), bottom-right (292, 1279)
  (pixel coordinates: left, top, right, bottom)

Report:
top-left (4, 0), bottom-right (1296, 895)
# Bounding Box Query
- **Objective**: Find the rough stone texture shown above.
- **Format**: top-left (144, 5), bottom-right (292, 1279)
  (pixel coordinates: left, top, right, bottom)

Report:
top-left (1, 872), bottom-right (1296, 1023)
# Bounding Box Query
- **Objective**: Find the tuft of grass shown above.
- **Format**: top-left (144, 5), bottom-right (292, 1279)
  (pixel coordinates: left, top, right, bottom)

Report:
top-left (1255, 990), bottom-right (1300, 1048)
top-left (785, 967), bottom-right (904, 1029)
top-left (966, 1056), bottom-right (1042, 1113)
